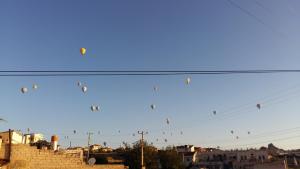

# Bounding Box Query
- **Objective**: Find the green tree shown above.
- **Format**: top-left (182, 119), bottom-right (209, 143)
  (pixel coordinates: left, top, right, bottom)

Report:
top-left (158, 146), bottom-right (185, 169)
top-left (121, 141), bottom-right (159, 169)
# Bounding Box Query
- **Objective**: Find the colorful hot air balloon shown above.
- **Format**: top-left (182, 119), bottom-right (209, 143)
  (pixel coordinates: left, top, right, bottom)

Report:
top-left (80, 48), bottom-right (86, 55)
top-left (256, 103), bottom-right (261, 110)
top-left (185, 77), bottom-right (191, 85)
top-left (21, 87), bottom-right (28, 94)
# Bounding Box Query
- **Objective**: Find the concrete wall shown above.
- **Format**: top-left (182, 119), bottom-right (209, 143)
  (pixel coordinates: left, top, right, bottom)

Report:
top-left (0, 144), bottom-right (125, 169)
top-left (253, 161), bottom-right (285, 169)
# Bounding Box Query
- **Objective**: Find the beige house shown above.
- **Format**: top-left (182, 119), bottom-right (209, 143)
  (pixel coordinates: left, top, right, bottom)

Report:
top-left (0, 130), bottom-right (23, 144)
top-left (0, 130), bottom-right (44, 144)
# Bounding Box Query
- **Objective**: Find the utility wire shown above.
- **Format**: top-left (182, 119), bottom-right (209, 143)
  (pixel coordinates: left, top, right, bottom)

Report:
top-left (1, 69), bottom-right (300, 76)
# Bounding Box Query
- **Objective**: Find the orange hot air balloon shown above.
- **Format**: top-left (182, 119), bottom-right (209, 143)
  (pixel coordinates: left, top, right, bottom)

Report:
top-left (80, 48), bottom-right (86, 55)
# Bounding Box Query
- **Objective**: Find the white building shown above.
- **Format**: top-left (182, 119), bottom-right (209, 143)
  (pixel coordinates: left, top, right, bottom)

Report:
top-left (0, 130), bottom-right (44, 145)
top-left (176, 145), bottom-right (195, 153)
top-left (0, 130), bottom-right (23, 144)
top-left (196, 149), bottom-right (270, 169)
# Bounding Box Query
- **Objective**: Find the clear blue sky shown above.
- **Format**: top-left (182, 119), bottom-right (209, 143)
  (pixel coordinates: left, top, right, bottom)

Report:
top-left (1, 0), bottom-right (300, 149)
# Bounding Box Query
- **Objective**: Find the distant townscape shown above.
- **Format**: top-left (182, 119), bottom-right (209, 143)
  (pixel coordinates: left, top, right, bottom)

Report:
top-left (0, 129), bottom-right (299, 169)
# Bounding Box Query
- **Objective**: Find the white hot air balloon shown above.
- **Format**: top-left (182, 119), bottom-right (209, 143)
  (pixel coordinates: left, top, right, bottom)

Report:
top-left (32, 84), bottom-right (38, 90)
top-left (96, 106), bottom-right (100, 111)
top-left (77, 82), bottom-right (82, 87)
top-left (21, 87), bottom-right (28, 94)
top-left (151, 104), bottom-right (156, 110)
top-left (91, 105), bottom-right (96, 112)
top-left (82, 86), bottom-right (88, 93)
top-left (185, 77), bottom-right (191, 85)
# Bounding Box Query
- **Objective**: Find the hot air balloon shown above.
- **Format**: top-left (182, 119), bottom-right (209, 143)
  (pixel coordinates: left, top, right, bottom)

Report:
top-left (231, 130), bottom-right (234, 134)
top-left (103, 142), bottom-right (107, 147)
top-left (166, 118), bottom-right (170, 125)
top-left (185, 77), bottom-right (191, 85)
top-left (153, 86), bottom-right (159, 92)
top-left (150, 104), bottom-right (156, 110)
top-left (118, 130), bottom-right (121, 133)
top-left (32, 84), bottom-right (38, 90)
top-left (236, 136), bottom-right (239, 139)
top-left (248, 131), bottom-right (251, 135)
top-left (77, 82), bottom-right (82, 87)
top-left (73, 130), bottom-right (76, 134)
top-left (91, 105), bottom-right (97, 112)
top-left (80, 48), bottom-right (86, 55)
top-left (21, 87), bottom-right (28, 94)
top-left (82, 86), bottom-right (88, 93)
top-left (256, 103), bottom-right (261, 110)
top-left (180, 131), bottom-right (183, 135)
top-left (164, 139), bottom-right (168, 143)
top-left (0, 118), bottom-right (7, 122)
top-left (213, 110), bottom-right (217, 115)
top-left (96, 106), bottom-right (100, 111)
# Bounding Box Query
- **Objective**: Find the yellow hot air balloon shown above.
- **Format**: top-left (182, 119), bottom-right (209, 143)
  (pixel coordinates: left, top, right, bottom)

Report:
top-left (80, 48), bottom-right (86, 55)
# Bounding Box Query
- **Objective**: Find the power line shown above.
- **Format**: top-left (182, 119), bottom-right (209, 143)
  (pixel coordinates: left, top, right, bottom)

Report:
top-left (1, 69), bottom-right (300, 76)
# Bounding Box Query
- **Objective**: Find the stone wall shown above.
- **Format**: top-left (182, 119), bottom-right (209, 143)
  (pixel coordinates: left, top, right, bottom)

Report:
top-left (0, 144), bottom-right (125, 169)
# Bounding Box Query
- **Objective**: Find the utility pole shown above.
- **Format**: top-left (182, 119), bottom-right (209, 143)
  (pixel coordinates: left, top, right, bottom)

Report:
top-left (87, 132), bottom-right (93, 162)
top-left (138, 131), bottom-right (147, 169)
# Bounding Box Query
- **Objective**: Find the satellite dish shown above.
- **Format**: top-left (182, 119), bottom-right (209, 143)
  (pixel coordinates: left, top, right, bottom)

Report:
top-left (88, 158), bottom-right (96, 166)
